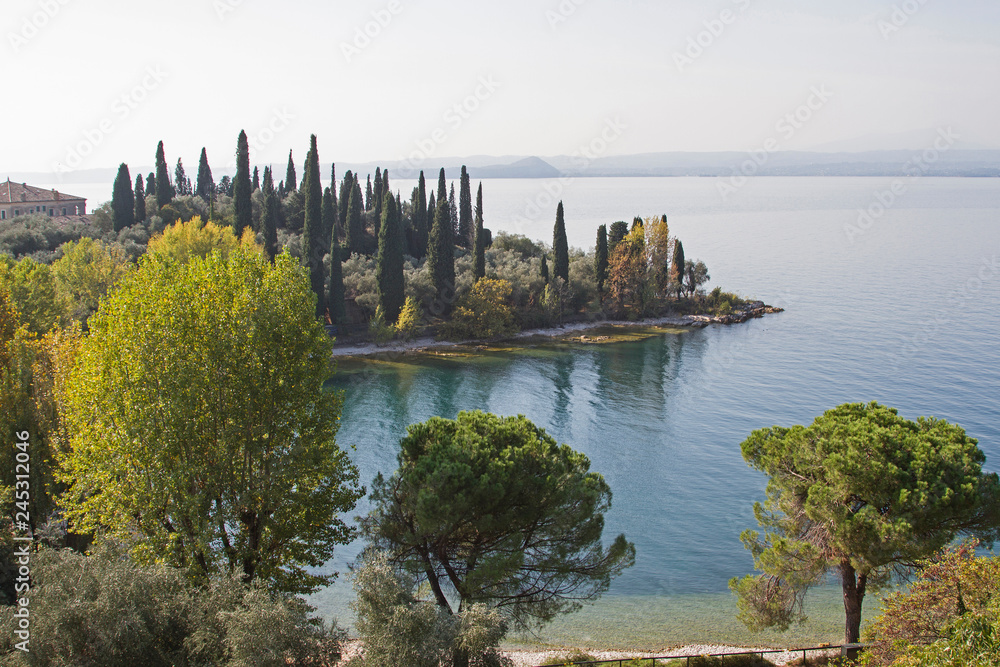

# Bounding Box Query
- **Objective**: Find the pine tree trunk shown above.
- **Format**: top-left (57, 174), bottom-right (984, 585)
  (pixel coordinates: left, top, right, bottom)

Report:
top-left (840, 560), bottom-right (867, 650)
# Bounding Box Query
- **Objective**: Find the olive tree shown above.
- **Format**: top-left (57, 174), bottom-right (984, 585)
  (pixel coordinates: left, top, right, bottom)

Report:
top-left (59, 242), bottom-right (363, 594)
top-left (730, 402), bottom-right (1000, 645)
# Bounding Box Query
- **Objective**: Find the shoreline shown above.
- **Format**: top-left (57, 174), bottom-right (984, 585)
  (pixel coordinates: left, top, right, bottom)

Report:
top-left (330, 305), bottom-right (783, 359)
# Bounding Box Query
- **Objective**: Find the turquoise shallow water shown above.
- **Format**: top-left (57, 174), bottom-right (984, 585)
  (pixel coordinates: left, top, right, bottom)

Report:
top-left (307, 177), bottom-right (1000, 648)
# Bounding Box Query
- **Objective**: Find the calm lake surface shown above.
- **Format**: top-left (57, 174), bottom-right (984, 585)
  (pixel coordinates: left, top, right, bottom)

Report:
top-left (321, 176), bottom-right (999, 648)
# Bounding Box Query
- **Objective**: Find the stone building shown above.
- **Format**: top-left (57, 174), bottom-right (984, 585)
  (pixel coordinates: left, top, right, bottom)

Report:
top-left (0, 179), bottom-right (87, 220)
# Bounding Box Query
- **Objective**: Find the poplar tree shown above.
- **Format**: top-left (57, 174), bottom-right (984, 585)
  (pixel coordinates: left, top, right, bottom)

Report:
top-left (328, 235), bottom-right (347, 325)
top-left (196, 147), bottom-right (214, 201)
top-left (154, 141), bottom-right (172, 207)
top-left (174, 159), bottom-right (189, 196)
top-left (134, 174), bottom-right (146, 223)
top-left (285, 150), bottom-right (297, 192)
top-left (473, 182), bottom-right (486, 280)
top-left (458, 165), bottom-right (473, 249)
top-left (112, 163), bottom-right (135, 232)
top-left (553, 201), bottom-right (569, 283)
top-left (233, 130), bottom-right (253, 237)
top-left (376, 192), bottom-right (405, 324)
top-left (595, 224), bottom-right (609, 293)
top-left (301, 134), bottom-right (325, 317)
top-left (345, 186), bottom-right (364, 257)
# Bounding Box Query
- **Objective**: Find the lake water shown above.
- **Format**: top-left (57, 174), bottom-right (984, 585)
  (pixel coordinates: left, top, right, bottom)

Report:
top-left (67, 174), bottom-right (1000, 647)
top-left (303, 176), bottom-right (1000, 649)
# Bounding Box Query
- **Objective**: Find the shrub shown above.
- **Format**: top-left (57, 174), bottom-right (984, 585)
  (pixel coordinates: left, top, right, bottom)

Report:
top-left (439, 278), bottom-right (519, 341)
top-left (395, 296), bottom-right (422, 341)
top-left (538, 652), bottom-right (598, 666)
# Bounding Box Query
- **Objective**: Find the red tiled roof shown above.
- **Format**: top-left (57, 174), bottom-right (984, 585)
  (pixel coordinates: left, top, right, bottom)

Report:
top-left (0, 179), bottom-right (86, 204)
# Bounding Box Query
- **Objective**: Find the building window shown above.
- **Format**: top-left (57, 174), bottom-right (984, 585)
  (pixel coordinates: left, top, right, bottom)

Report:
top-left (62, 207), bottom-right (67, 215)
top-left (14, 209), bottom-right (19, 216)
top-left (1, 211), bottom-right (5, 220)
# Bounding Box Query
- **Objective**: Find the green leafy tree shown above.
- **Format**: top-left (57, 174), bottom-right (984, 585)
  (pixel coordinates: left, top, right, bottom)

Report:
top-left (608, 220), bottom-right (628, 255)
top-left (196, 147), bottom-right (214, 201)
top-left (363, 410), bottom-right (635, 667)
top-left (376, 192), bottom-right (405, 325)
top-left (154, 141), bottom-right (173, 207)
top-left (606, 226), bottom-right (648, 318)
top-left (458, 165), bottom-right (473, 249)
top-left (684, 259), bottom-right (710, 297)
top-left (552, 201), bottom-right (569, 283)
top-left (1, 258), bottom-right (63, 336)
top-left (441, 278), bottom-right (519, 341)
top-left (60, 243), bottom-right (363, 594)
top-left (301, 134), bottom-right (325, 317)
top-left (473, 182), bottom-right (486, 280)
top-left (729, 402), bottom-right (1000, 645)
top-left (112, 163), bottom-right (135, 232)
top-left (134, 174), bottom-right (146, 223)
top-left (52, 238), bottom-right (131, 327)
top-left (595, 224), bottom-right (609, 294)
top-left (233, 130), bottom-right (253, 237)
top-left (285, 149), bottom-right (297, 192)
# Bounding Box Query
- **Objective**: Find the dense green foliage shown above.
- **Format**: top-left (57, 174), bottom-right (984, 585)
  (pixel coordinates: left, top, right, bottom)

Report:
top-left (730, 402), bottom-right (1000, 644)
top-left (59, 242), bottom-right (363, 594)
top-left (364, 411), bottom-right (636, 633)
top-left (439, 278), bottom-right (519, 341)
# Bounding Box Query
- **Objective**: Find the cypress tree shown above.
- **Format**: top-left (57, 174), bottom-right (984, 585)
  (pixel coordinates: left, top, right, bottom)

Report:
top-left (352, 180), bottom-right (365, 251)
top-left (154, 141), bottom-right (172, 207)
top-left (174, 158), bottom-right (188, 196)
top-left (338, 170), bottom-right (353, 238)
top-left (252, 166), bottom-right (260, 191)
top-left (285, 150), bottom-right (297, 191)
top-left (426, 190), bottom-right (436, 259)
top-left (473, 182), bottom-right (486, 280)
top-left (376, 191), bottom-right (405, 324)
top-left (553, 201), bottom-right (569, 283)
top-left (671, 239), bottom-right (685, 297)
top-left (262, 189), bottom-right (279, 262)
top-left (345, 185), bottom-right (363, 257)
top-left (458, 165), bottom-right (473, 249)
top-left (427, 169), bottom-right (455, 310)
top-left (448, 183), bottom-right (458, 238)
top-left (328, 235), bottom-right (347, 325)
top-left (329, 164), bottom-right (338, 238)
top-left (322, 187), bottom-right (336, 253)
top-left (261, 165), bottom-right (273, 194)
top-left (608, 220), bottom-right (628, 254)
top-left (302, 134), bottom-right (325, 317)
top-left (146, 172), bottom-right (156, 198)
top-left (374, 168), bottom-right (384, 224)
top-left (595, 224), bottom-right (609, 293)
top-left (134, 174), bottom-right (146, 223)
top-left (233, 130), bottom-right (253, 237)
top-left (540, 254), bottom-right (550, 284)
top-left (414, 171), bottom-right (428, 259)
top-left (112, 163), bottom-right (135, 232)
top-left (196, 147), bottom-right (214, 201)
top-left (382, 169), bottom-right (390, 197)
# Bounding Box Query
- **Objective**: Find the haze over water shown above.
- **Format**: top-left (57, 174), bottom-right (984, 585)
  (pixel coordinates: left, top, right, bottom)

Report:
top-left (312, 176), bottom-right (1000, 647)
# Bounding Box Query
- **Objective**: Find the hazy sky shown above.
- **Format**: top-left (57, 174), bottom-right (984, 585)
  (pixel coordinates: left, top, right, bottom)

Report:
top-left (5, 0), bottom-right (999, 174)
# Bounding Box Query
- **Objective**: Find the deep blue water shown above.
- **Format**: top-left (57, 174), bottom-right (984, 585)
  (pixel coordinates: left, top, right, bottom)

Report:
top-left (307, 177), bottom-right (1000, 647)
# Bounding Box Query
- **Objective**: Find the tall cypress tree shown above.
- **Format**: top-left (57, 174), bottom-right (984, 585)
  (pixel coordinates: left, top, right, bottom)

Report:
top-left (261, 165), bottom-right (273, 194)
top-left (595, 224), bottom-right (609, 294)
top-left (328, 235), bottom-right (347, 325)
top-left (382, 169), bottom-right (389, 198)
top-left (338, 170), bottom-right (353, 239)
top-left (146, 172), bottom-right (156, 198)
top-left (473, 182), bottom-right (486, 280)
top-left (414, 171), bottom-right (428, 259)
top-left (233, 130), bottom-right (253, 237)
top-left (345, 185), bottom-right (363, 257)
top-left (302, 134), bottom-right (325, 317)
top-left (608, 220), bottom-right (628, 254)
top-left (671, 239), bottom-right (685, 297)
top-left (540, 254), bottom-right (550, 285)
top-left (448, 183), bottom-right (458, 238)
top-left (322, 187), bottom-right (336, 253)
top-left (196, 147), bottom-right (214, 201)
top-left (427, 168), bottom-right (455, 310)
top-left (174, 159), bottom-right (188, 196)
top-left (154, 141), bottom-right (172, 208)
top-left (376, 191), bottom-right (405, 324)
top-left (458, 165), bottom-right (473, 249)
top-left (134, 174), bottom-right (146, 223)
top-left (112, 163), bottom-right (135, 232)
top-left (329, 164), bottom-right (338, 238)
top-left (553, 201), bottom-right (569, 283)
top-left (426, 191), bottom-right (436, 260)
top-left (252, 166), bottom-right (260, 191)
top-left (285, 150), bottom-right (297, 192)
top-left (262, 189), bottom-right (279, 262)
top-left (374, 168), bottom-right (384, 224)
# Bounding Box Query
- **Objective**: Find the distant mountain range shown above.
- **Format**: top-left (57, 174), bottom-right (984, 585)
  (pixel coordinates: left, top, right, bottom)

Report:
top-left (9, 149), bottom-right (1000, 185)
